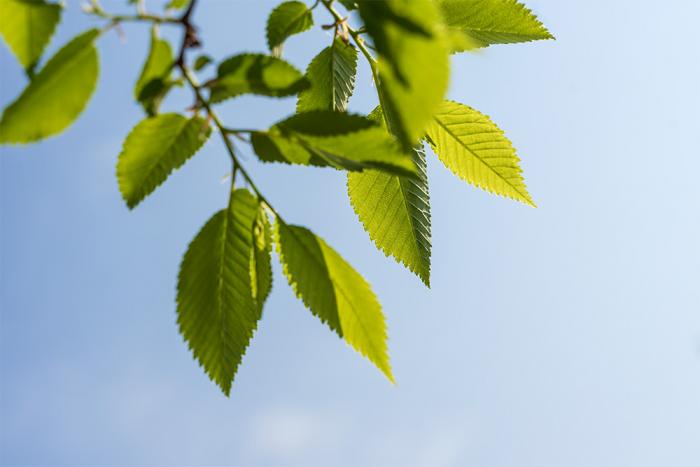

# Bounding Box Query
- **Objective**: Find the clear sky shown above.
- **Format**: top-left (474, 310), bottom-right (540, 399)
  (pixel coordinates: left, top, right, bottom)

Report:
top-left (2, 1), bottom-right (700, 466)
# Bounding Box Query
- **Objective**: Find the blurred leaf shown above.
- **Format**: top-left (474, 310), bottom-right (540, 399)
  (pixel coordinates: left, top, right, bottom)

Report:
top-left (0, 29), bottom-right (99, 144)
top-left (117, 113), bottom-right (211, 208)
top-left (251, 111), bottom-right (416, 176)
top-left (436, 0), bottom-right (554, 49)
top-left (134, 28), bottom-right (174, 115)
top-left (207, 54), bottom-right (308, 103)
top-left (177, 189), bottom-right (263, 396)
top-left (358, 0), bottom-right (450, 151)
top-left (193, 54), bottom-right (213, 71)
top-left (266, 1), bottom-right (313, 57)
top-left (275, 220), bottom-right (394, 381)
top-left (0, 0), bottom-right (62, 73)
top-left (426, 100), bottom-right (535, 206)
top-left (296, 37), bottom-right (358, 113)
top-left (166, 0), bottom-right (190, 9)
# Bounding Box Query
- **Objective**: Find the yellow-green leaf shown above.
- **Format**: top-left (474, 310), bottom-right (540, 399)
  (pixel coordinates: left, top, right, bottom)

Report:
top-left (116, 113), bottom-right (211, 209)
top-left (177, 189), bottom-right (263, 396)
top-left (275, 220), bottom-right (394, 382)
top-left (426, 100), bottom-right (535, 206)
top-left (0, 0), bottom-right (62, 72)
top-left (266, 1), bottom-right (313, 57)
top-left (134, 27), bottom-right (174, 116)
top-left (0, 29), bottom-right (99, 144)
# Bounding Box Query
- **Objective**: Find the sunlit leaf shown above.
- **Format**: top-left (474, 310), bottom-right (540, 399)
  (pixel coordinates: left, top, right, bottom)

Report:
top-left (134, 27), bottom-right (174, 115)
top-left (266, 1), bottom-right (313, 57)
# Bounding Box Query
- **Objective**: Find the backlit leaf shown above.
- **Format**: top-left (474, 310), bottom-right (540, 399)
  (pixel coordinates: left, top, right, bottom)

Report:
top-left (426, 100), bottom-right (535, 206)
top-left (207, 54), bottom-right (308, 103)
top-left (116, 113), bottom-right (211, 208)
top-left (296, 37), bottom-right (358, 113)
top-left (0, 29), bottom-right (99, 144)
top-left (275, 220), bottom-right (394, 381)
top-left (134, 27), bottom-right (174, 116)
top-left (0, 0), bottom-right (61, 73)
top-left (177, 189), bottom-right (263, 395)
top-left (266, 1), bottom-right (313, 57)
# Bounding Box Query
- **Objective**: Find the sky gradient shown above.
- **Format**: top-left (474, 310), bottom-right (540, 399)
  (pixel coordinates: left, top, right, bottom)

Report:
top-left (2, 1), bottom-right (700, 466)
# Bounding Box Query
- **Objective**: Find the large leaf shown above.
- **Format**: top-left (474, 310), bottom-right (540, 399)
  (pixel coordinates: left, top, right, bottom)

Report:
top-left (275, 220), bottom-right (393, 381)
top-left (266, 1), bottom-right (313, 57)
top-left (357, 0), bottom-right (449, 151)
top-left (0, 29), bottom-right (99, 144)
top-left (177, 189), bottom-right (264, 395)
top-left (0, 0), bottom-right (61, 73)
top-left (348, 146), bottom-right (431, 286)
top-left (207, 54), bottom-right (308, 103)
top-left (134, 28), bottom-right (174, 116)
top-left (436, 0), bottom-right (553, 49)
top-left (251, 111), bottom-right (416, 176)
top-left (296, 37), bottom-right (358, 113)
top-left (116, 113), bottom-right (211, 209)
top-left (426, 100), bottom-right (534, 206)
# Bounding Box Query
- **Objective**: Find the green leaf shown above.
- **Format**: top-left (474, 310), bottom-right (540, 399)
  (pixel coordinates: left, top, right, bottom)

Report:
top-left (177, 189), bottom-right (264, 395)
top-left (425, 100), bottom-right (535, 206)
top-left (275, 220), bottom-right (394, 381)
top-left (116, 113), bottom-right (211, 209)
top-left (207, 54), bottom-right (308, 103)
top-left (296, 37), bottom-right (358, 113)
top-left (251, 111), bottom-right (416, 176)
top-left (252, 206), bottom-right (273, 313)
top-left (0, 29), bottom-right (99, 144)
top-left (348, 145), bottom-right (431, 286)
top-left (193, 54), bottom-right (213, 71)
top-left (166, 0), bottom-right (190, 9)
top-left (0, 0), bottom-right (62, 73)
top-left (436, 0), bottom-right (554, 49)
top-left (266, 1), bottom-right (313, 57)
top-left (134, 28), bottom-right (174, 116)
top-left (338, 0), bottom-right (357, 10)
top-left (357, 0), bottom-right (450, 151)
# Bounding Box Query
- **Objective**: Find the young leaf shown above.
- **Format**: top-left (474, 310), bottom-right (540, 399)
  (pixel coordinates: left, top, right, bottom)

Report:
top-left (348, 146), bottom-right (431, 286)
top-left (177, 189), bottom-right (263, 396)
top-left (296, 37), bottom-right (358, 113)
top-left (266, 1), bottom-right (313, 57)
top-left (436, 0), bottom-right (554, 49)
top-left (193, 54), bottom-right (213, 71)
top-left (251, 111), bottom-right (416, 176)
top-left (275, 220), bottom-right (394, 382)
top-left (0, 29), bottom-right (99, 144)
top-left (357, 0), bottom-right (449, 151)
top-left (0, 0), bottom-right (62, 73)
top-left (425, 100), bottom-right (535, 206)
top-left (207, 54), bottom-right (308, 103)
top-left (134, 28), bottom-right (174, 116)
top-left (166, 0), bottom-right (190, 9)
top-left (116, 113), bottom-right (211, 209)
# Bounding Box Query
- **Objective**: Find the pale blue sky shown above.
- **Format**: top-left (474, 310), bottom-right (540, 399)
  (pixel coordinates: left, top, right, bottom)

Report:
top-left (2, 1), bottom-right (700, 466)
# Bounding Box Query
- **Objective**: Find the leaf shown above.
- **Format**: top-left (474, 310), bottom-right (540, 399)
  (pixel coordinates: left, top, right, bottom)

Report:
top-left (0, 0), bottom-right (62, 73)
top-left (251, 111), bottom-right (416, 176)
top-left (338, 0), bottom-right (357, 10)
top-left (166, 0), bottom-right (190, 9)
top-left (251, 206), bottom-right (273, 313)
top-left (275, 220), bottom-right (393, 381)
top-left (116, 113), bottom-right (211, 209)
top-left (134, 28), bottom-right (174, 116)
top-left (436, 0), bottom-right (554, 49)
top-left (296, 37), bottom-right (358, 113)
top-left (348, 145), bottom-right (431, 286)
top-left (425, 100), bottom-right (535, 206)
top-left (207, 54), bottom-right (308, 103)
top-left (357, 0), bottom-right (449, 151)
top-left (0, 29), bottom-right (99, 144)
top-left (266, 1), bottom-right (313, 57)
top-left (177, 189), bottom-right (264, 395)
top-left (193, 54), bottom-right (213, 71)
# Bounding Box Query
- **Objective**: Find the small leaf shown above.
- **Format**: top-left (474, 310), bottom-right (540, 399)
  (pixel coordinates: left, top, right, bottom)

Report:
top-left (166, 0), bottom-right (190, 9)
top-left (296, 37), bottom-right (358, 113)
top-left (266, 1), bottom-right (313, 57)
top-left (116, 113), bottom-right (211, 208)
top-left (436, 0), bottom-right (554, 49)
top-left (0, 0), bottom-right (62, 73)
top-left (338, 0), bottom-right (357, 10)
top-left (0, 29), bottom-right (99, 144)
top-left (275, 220), bottom-right (394, 382)
top-left (177, 189), bottom-right (263, 395)
top-left (426, 100), bottom-right (535, 206)
top-left (207, 54), bottom-right (308, 103)
top-left (251, 111), bottom-right (416, 176)
top-left (357, 0), bottom-right (450, 151)
top-left (134, 28), bottom-right (174, 115)
top-left (193, 54), bottom-right (213, 71)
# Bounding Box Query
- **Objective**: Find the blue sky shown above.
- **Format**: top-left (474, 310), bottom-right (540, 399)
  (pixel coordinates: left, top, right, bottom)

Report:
top-left (2, 1), bottom-right (700, 466)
